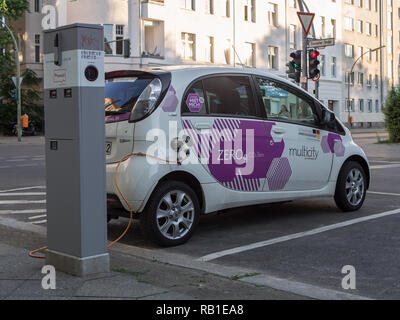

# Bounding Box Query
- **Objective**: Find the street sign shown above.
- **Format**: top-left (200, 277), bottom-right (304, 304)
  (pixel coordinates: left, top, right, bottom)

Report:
top-left (12, 76), bottom-right (23, 88)
top-left (308, 38), bottom-right (335, 48)
top-left (297, 12), bottom-right (315, 36)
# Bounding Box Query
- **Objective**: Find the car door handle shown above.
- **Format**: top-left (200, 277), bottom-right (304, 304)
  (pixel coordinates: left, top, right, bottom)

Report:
top-left (272, 127), bottom-right (286, 134)
top-left (194, 123), bottom-right (211, 130)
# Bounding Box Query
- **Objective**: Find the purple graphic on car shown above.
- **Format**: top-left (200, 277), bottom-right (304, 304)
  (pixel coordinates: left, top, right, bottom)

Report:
top-left (267, 157), bottom-right (292, 191)
top-left (321, 133), bottom-right (345, 157)
top-left (183, 119), bottom-right (291, 191)
top-left (186, 93), bottom-right (204, 113)
top-left (162, 85), bottom-right (179, 112)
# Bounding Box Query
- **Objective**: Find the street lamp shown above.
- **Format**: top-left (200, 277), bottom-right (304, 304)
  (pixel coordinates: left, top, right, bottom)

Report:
top-left (347, 45), bottom-right (385, 128)
top-left (1, 19), bottom-right (22, 142)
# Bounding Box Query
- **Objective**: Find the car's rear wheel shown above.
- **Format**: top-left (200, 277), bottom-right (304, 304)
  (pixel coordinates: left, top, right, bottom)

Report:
top-left (334, 161), bottom-right (367, 212)
top-left (140, 181), bottom-right (200, 246)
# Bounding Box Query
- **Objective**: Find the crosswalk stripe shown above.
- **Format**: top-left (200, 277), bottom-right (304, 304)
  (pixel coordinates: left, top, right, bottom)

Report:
top-left (0, 209), bottom-right (46, 215)
top-left (0, 200), bottom-right (46, 204)
top-left (32, 220), bottom-right (47, 225)
top-left (0, 186), bottom-right (46, 193)
top-left (29, 214), bottom-right (47, 220)
top-left (0, 192), bottom-right (46, 196)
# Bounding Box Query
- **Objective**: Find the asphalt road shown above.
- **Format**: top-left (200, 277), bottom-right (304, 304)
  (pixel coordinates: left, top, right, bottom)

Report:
top-left (1, 134), bottom-right (400, 299)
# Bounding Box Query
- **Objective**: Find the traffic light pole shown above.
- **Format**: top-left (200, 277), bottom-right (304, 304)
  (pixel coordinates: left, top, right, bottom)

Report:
top-left (302, 31), bottom-right (308, 91)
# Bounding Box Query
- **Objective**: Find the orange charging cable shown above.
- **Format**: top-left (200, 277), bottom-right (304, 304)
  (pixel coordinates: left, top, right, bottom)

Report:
top-left (29, 152), bottom-right (187, 259)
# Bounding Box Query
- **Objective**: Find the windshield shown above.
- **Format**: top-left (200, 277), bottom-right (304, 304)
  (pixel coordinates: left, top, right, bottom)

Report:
top-left (105, 79), bottom-right (152, 114)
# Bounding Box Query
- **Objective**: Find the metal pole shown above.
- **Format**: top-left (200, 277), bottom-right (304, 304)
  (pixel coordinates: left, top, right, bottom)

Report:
top-left (2, 20), bottom-right (22, 142)
top-left (302, 31), bottom-right (308, 91)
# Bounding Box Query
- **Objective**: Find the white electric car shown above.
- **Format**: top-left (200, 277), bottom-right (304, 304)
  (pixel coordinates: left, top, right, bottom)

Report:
top-left (105, 66), bottom-right (370, 246)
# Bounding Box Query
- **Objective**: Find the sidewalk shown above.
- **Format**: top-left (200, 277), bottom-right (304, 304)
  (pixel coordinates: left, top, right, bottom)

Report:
top-left (0, 221), bottom-right (304, 300)
top-left (0, 135), bottom-right (44, 145)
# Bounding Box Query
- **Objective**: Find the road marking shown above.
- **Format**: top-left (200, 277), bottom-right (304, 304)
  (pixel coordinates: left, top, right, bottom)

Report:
top-left (16, 164), bottom-right (40, 168)
top-left (6, 159), bottom-right (26, 162)
top-left (0, 209), bottom-right (46, 215)
top-left (370, 164), bottom-right (400, 169)
top-left (368, 191), bottom-right (400, 197)
top-left (197, 208), bottom-right (400, 262)
top-left (0, 166), bottom-right (11, 169)
top-left (0, 186), bottom-right (45, 193)
top-left (0, 192), bottom-right (46, 196)
top-left (28, 214), bottom-right (47, 220)
top-left (31, 219), bottom-right (47, 225)
top-left (0, 200), bottom-right (46, 204)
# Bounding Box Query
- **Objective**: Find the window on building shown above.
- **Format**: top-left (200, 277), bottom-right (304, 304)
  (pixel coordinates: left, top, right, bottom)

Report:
top-left (374, 74), bottom-right (379, 87)
top-left (205, 0), bottom-right (214, 14)
top-left (180, 0), bottom-right (195, 10)
top-left (267, 46), bottom-right (278, 69)
top-left (345, 0), bottom-right (354, 4)
top-left (267, 3), bottom-right (278, 27)
top-left (34, 0), bottom-right (40, 13)
top-left (357, 20), bottom-right (363, 33)
top-left (368, 99), bottom-right (373, 112)
top-left (181, 32), bottom-right (196, 60)
top-left (345, 71), bottom-right (355, 85)
top-left (344, 17), bottom-right (354, 31)
top-left (367, 49), bottom-right (372, 61)
top-left (289, 25), bottom-right (296, 50)
top-left (245, 42), bottom-right (256, 67)
top-left (223, 0), bottom-right (230, 17)
top-left (388, 35), bottom-right (393, 54)
top-left (331, 56), bottom-right (337, 77)
top-left (320, 17), bottom-right (326, 38)
top-left (358, 72), bottom-right (364, 86)
top-left (203, 76), bottom-right (257, 117)
top-left (143, 20), bottom-right (165, 57)
top-left (366, 22), bottom-right (371, 35)
top-left (375, 100), bottom-right (379, 112)
top-left (344, 44), bottom-right (354, 57)
top-left (330, 19), bottom-right (337, 38)
top-left (346, 99), bottom-right (355, 112)
top-left (104, 25), bottom-right (113, 55)
top-left (224, 39), bottom-right (231, 64)
top-left (358, 46), bottom-right (363, 59)
top-left (320, 55), bottom-right (326, 76)
top-left (357, 0), bottom-right (363, 7)
top-left (367, 74), bottom-right (372, 87)
top-left (366, 0), bottom-right (371, 10)
top-left (289, 0), bottom-right (296, 8)
top-left (373, 0), bottom-right (377, 11)
top-left (205, 36), bottom-right (214, 63)
top-left (388, 59), bottom-right (393, 78)
top-left (34, 34), bottom-right (40, 63)
top-left (244, 0), bottom-right (255, 22)
top-left (115, 25), bottom-right (124, 55)
top-left (359, 99), bottom-right (364, 112)
top-left (374, 24), bottom-right (378, 37)
top-left (388, 11), bottom-right (392, 30)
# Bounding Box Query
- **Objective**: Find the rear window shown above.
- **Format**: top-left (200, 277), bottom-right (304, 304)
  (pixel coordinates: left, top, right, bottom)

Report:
top-left (105, 79), bottom-right (152, 114)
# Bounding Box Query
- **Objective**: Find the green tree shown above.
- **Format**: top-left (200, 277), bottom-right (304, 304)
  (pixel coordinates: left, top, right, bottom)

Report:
top-left (1, 0), bottom-right (42, 135)
top-left (383, 87), bottom-right (400, 143)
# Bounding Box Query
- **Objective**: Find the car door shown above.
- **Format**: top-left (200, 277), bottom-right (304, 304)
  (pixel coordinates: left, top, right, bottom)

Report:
top-left (254, 76), bottom-right (334, 191)
top-left (181, 74), bottom-right (271, 192)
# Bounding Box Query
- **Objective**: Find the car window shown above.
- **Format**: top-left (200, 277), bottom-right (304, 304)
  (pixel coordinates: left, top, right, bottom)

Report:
top-left (182, 80), bottom-right (207, 114)
top-left (256, 77), bottom-right (317, 126)
top-left (203, 76), bottom-right (257, 117)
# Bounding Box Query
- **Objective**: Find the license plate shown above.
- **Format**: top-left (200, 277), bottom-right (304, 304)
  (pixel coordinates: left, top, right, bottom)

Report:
top-left (106, 142), bottom-right (112, 155)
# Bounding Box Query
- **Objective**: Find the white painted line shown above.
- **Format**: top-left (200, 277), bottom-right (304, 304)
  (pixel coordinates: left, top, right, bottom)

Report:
top-left (197, 208), bottom-right (400, 262)
top-left (31, 219), bottom-right (47, 225)
top-left (0, 200), bottom-right (46, 205)
top-left (0, 166), bottom-right (11, 169)
top-left (0, 192), bottom-right (46, 196)
top-left (6, 159), bottom-right (26, 162)
top-left (0, 209), bottom-right (46, 215)
top-left (28, 214), bottom-right (47, 220)
top-left (368, 191), bottom-right (400, 197)
top-left (0, 186), bottom-right (46, 193)
top-left (16, 164), bottom-right (39, 168)
top-left (370, 164), bottom-right (400, 169)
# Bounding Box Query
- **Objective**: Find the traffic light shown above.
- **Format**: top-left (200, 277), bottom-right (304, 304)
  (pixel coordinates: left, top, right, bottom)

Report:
top-left (286, 50), bottom-right (302, 83)
top-left (308, 49), bottom-right (320, 80)
top-left (10, 89), bottom-right (17, 100)
top-left (123, 39), bottom-right (131, 58)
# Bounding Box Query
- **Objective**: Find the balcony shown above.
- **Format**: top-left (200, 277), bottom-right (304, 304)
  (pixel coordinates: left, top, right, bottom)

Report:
top-left (141, 0), bottom-right (165, 21)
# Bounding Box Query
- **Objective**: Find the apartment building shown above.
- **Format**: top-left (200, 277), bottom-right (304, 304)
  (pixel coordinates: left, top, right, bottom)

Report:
top-left (8, 0), bottom-right (399, 126)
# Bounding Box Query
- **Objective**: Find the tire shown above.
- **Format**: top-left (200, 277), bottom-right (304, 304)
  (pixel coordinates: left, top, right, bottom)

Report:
top-left (140, 181), bottom-right (200, 246)
top-left (334, 161), bottom-right (367, 212)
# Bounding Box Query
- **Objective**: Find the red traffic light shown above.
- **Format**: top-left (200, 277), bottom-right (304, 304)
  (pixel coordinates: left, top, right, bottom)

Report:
top-left (310, 50), bottom-right (320, 59)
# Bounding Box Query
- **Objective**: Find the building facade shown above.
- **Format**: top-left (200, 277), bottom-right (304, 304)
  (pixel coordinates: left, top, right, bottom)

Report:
top-left (9, 0), bottom-right (400, 126)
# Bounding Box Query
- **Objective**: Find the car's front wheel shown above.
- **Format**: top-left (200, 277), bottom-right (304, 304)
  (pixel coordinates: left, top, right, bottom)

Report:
top-left (334, 161), bottom-right (367, 212)
top-left (140, 181), bottom-right (200, 246)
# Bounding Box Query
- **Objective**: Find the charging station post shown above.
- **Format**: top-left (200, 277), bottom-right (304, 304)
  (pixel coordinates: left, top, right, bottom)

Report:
top-left (43, 24), bottom-right (109, 276)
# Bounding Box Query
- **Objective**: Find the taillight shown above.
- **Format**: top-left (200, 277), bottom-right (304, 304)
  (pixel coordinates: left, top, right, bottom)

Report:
top-left (129, 78), bottom-right (162, 122)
